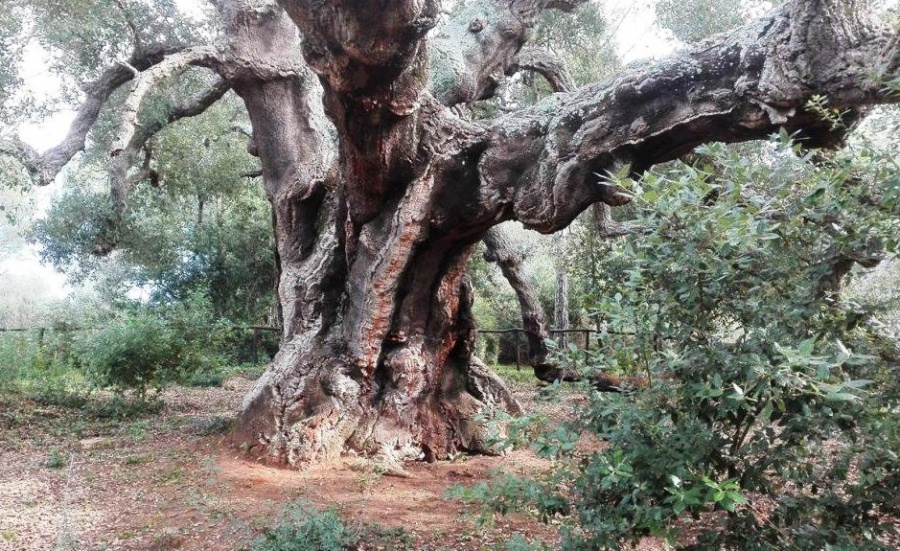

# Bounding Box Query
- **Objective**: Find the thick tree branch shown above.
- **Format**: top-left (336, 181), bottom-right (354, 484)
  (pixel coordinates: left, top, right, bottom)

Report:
top-left (514, 47), bottom-right (576, 94)
top-left (274, 0), bottom-right (444, 223)
top-left (110, 47), bottom-right (220, 157)
top-left (429, 0), bottom-right (587, 106)
top-left (107, 76), bottom-right (231, 217)
top-left (0, 42), bottom-right (186, 186)
top-left (214, 0), bottom-right (341, 341)
top-left (476, 0), bottom-right (900, 233)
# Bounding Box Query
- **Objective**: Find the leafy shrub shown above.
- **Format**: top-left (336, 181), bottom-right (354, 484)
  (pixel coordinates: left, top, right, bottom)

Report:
top-left (76, 313), bottom-right (182, 396)
top-left (250, 501), bottom-right (418, 551)
top-left (457, 133), bottom-right (900, 550)
top-left (44, 450), bottom-right (67, 469)
top-left (75, 293), bottom-right (230, 396)
top-left (251, 501), bottom-right (352, 551)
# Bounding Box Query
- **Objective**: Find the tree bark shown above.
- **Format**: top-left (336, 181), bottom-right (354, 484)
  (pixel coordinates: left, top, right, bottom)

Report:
top-left (552, 231), bottom-right (570, 334)
top-left (479, 47), bottom-right (576, 381)
top-left (482, 228), bottom-right (555, 375)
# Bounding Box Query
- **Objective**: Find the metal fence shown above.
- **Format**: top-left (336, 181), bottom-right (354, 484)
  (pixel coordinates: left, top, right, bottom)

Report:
top-left (478, 327), bottom-right (601, 370)
top-left (0, 325), bottom-right (281, 364)
top-left (3, 325), bottom-right (609, 370)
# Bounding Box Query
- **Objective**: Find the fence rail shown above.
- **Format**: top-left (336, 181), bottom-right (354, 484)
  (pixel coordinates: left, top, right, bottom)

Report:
top-left (3, 325), bottom-right (627, 369)
top-left (478, 327), bottom-right (603, 370)
top-left (0, 325), bottom-right (281, 364)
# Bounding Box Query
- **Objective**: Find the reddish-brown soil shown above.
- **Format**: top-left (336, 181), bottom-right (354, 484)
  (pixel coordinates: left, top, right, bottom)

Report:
top-left (0, 375), bottom-right (596, 551)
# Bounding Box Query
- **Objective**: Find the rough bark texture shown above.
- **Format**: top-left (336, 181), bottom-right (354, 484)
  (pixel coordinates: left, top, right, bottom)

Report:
top-left (9, 0), bottom-right (897, 467)
top-left (552, 231), bottom-right (570, 333)
top-left (479, 44), bottom-right (576, 381)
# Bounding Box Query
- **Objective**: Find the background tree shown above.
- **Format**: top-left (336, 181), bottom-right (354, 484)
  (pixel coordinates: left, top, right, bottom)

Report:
top-left (30, 93), bottom-right (274, 321)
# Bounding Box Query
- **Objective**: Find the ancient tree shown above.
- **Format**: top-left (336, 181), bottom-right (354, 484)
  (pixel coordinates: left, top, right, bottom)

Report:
top-left (3, 0), bottom-right (898, 466)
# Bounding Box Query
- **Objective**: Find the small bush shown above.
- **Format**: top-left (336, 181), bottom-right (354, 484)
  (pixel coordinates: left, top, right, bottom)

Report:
top-left (74, 293), bottom-right (231, 396)
top-left (251, 501), bottom-right (352, 551)
top-left (44, 450), bottom-right (67, 469)
top-left (250, 501), bottom-right (416, 551)
top-left (76, 313), bottom-right (183, 397)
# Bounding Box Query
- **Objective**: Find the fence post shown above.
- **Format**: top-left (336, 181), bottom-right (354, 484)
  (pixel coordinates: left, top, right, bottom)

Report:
top-left (251, 327), bottom-right (259, 365)
top-left (515, 329), bottom-right (521, 371)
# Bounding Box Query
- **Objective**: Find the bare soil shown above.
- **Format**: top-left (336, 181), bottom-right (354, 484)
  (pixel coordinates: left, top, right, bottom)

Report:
top-left (0, 374), bottom-right (602, 551)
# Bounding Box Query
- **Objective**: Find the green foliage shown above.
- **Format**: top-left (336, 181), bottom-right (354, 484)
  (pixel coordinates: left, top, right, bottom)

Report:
top-left (250, 501), bottom-right (418, 551)
top-left (529, 4), bottom-right (620, 86)
top-left (76, 312), bottom-right (183, 396)
top-left (44, 449), bottom-right (67, 469)
top-left (0, 6), bottom-right (25, 126)
top-left (31, 185), bottom-right (121, 279)
top-left (655, 0), bottom-right (772, 43)
top-left (75, 294), bottom-right (229, 396)
top-left (0, 290), bottom-right (271, 405)
top-left (0, 328), bottom-right (84, 395)
top-left (459, 132), bottom-right (900, 549)
top-left (250, 501), bottom-right (353, 551)
top-left (31, 95), bottom-right (274, 322)
top-left (22, 0), bottom-right (199, 82)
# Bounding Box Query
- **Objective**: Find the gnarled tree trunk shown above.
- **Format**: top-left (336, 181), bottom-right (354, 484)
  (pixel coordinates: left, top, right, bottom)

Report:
top-left (227, 0), bottom-right (897, 467)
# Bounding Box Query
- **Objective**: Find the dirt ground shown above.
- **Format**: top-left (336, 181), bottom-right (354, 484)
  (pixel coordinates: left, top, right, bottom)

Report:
top-left (1, 374), bottom-right (639, 551)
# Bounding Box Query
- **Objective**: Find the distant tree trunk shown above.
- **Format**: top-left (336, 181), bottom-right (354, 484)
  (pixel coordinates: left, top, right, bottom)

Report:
top-left (482, 227), bottom-right (578, 382)
top-left (553, 231), bottom-right (570, 344)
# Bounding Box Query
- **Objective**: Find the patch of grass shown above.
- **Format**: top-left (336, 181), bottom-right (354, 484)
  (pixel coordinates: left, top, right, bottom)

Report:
top-left (355, 523), bottom-right (415, 550)
top-left (490, 363), bottom-right (537, 385)
top-left (149, 528), bottom-right (183, 551)
top-left (154, 467), bottom-right (185, 485)
top-left (251, 501), bottom-right (417, 551)
top-left (226, 362), bottom-right (268, 380)
top-left (195, 416), bottom-right (233, 436)
top-left (123, 454), bottom-right (150, 466)
top-left (127, 420), bottom-right (151, 440)
top-left (251, 501), bottom-right (351, 551)
top-left (29, 387), bottom-right (90, 410)
top-left (181, 369), bottom-right (227, 388)
top-left (44, 449), bottom-right (67, 469)
top-left (89, 395), bottom-right (164, 420)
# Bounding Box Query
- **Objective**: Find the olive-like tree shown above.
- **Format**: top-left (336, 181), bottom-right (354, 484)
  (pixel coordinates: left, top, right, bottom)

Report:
top-left (2, 0), bottom-right (898, 466)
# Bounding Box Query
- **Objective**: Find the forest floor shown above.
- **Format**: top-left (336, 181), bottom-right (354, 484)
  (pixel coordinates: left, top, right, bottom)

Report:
top-left (0, 366), bottom-right (673, 551)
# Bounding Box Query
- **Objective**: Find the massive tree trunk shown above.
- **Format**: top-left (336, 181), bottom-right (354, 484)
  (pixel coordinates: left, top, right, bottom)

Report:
top-left (229, 0), bottom-right (897, 466)
top-left (5, 0), bottom-right (895, 467)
